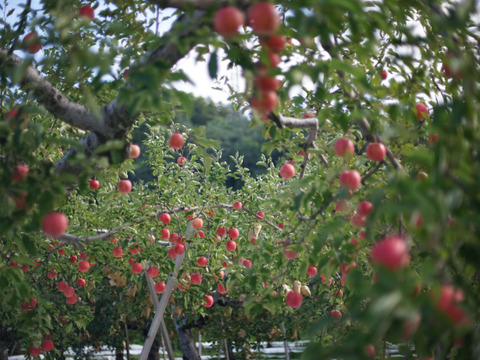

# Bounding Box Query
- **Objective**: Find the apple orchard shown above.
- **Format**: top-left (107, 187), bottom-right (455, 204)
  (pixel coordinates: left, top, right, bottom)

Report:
top-left (1, 0), bottom-right (479, 359)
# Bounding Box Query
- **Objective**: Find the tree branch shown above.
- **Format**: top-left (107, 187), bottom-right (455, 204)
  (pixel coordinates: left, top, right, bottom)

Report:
top-left (54, 227), bottom-right (126, 250)
top-left (148, 0), bottom-right (252, 11)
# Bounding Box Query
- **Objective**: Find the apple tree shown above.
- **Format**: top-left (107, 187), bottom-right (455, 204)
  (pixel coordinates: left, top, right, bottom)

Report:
top-left (1, 0), bottom-right (480, 359)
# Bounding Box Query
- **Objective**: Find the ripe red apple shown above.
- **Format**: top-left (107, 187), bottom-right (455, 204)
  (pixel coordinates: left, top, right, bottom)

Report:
top-left (29, 345), bottom-right (41, 356)
top-left (381, 70), bottom-right (388, 80)
top-left (177, 156), bottom-right (186, 165)
top-left (350, 237), bottom-right (360, 246)
top-left (228, 228), bottom-right (239, 239)
top-left (307, 265), bottom-right (317, 276)
top-left (191, 273), bottom-right (202, 285)
top-left (132, 263), bottom-right (143, 274)
top-left (147, 266), bottom-right (159, 278)
top-left (364, 344), bottom-right (376, 358)
top-left (262, 35), bottom-right (286, 53)
top-left (266, 52), bottom-right (281, 68)
top-left (42, 212), bottom-right (68, 238)
top-left (370, 235), bottom-right (409, 271)
top-left (42, 340), bottom-right (53, 352)
top-left (217, 283), bottom-right (229, 294)
top-left (416, 103), bottom-right (428, 121)
top-left (192, 218), bottom-right (203, 229)
top-left (204, 294), bottom-right (214, 307)
top-left (78, 260), bottom-right (90, 272)
top-left (250, 90), bottom-right (278, 114)
top-left (89, 179), bottom-right (99, 189)
top-left (13, 192), bottom-right (28, 210)
top-left (70, 255), bottom-right (77, 263)
top-left (233, 201), bottom-right (242, 210)
top-left (254, 75), bottom-right (280, 92)
top-left (217, 227), bottom-right (227, 236)
top-left (195, 230), bottom-right (205, 239)
top-left (13, 165), bottom-right (29, 181)
top-left (334, 199), bottom-right (349, 213)
top-left (118, 179), bottom-right (132, 193)
top-left (23, 32), bottom-right (42, 54)
top-left (339, 170), bottom-right (361, 191)
top-left (160, 228), bottom-right (170, 240)
top-left (57, 280), bottom-right (68, 292)
top-left (257, 211), bottom-right (265, 218)
top-left (248, 2), bottom-right (280, 35)
top-left (77, 278), bottom-right (86, 287)
top-left (128, 144), bottom-right (141, 159)
top-left (350, 214), bottom-right (366, 227)
top-left (159, 212), bottom-right (171, 225)
top-left (79, 5), bottom-right (94, 20)
top-left (66, 294), bottom-right (78, 304)
top-left (29, 298), bottom-right (37, 308)
top-left (435, 285), bottom-right (468, 324)
top-left (169, 133), bottom-right (184, 149)
top-left (174, 243), bottom-right (185, 255)
top-left (330, 309), bottom-right (342, 322)
top-left (243, 259), bottom-right (252, 268)
top-left (285, 291), bottom-right (303, 308)
top-left (366, 142), bottom-right (386, 162)
top-left (333, 138), bottom-right (355, 157)
top-left (214, 6), bottom-right (245, 37)
top-left (226, 240), bottom-right (237, 251)
top-left (197, 256), bottom-right (208, 267)
top-left (283, 246), bottom-right (298, 260)
top-left (155, 281), bottom-right (166, 294)
top-left (357, 201), bottom-right (373, 216)
top-left (64, 286), bottom-right (75, 298)
top-left (112, 247), bottom-right (123, 258)
top-left (279, 163), bottom-right (295, 180)
top-left (47, 270), bottom-right (57, 279)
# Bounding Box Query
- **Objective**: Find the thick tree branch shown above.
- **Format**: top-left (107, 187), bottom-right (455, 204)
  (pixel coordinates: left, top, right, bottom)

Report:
top-left (0, 49), bottom-right (105, 134)
top-left (54, 227), bottom-right (126, 250)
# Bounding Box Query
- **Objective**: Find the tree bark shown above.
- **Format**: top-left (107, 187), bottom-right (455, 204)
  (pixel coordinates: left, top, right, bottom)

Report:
top-left (176, 325), bottom-right (201, 360)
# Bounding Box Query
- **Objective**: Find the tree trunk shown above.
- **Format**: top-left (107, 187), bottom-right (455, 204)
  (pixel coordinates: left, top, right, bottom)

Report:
top-left (174, 322), bottom-right (201, 360)
top-left (115, 348), bottom-right (124, 360)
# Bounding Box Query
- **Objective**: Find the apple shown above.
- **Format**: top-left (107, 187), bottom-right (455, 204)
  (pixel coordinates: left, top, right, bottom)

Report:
top-left (80, 252), bottom-right (87, 259)
top-left (70, 255), bottom-right (77, 263)
top-left (197, 256), bottom-right (208, 267)
top-left (364, 345), bottom-right (376, 358)
top-left (350, 237), bottom-right (360, 246)
top-left (243, 259), bottom-right (252, 268)
top-left (195, 230), bottom-right (205, 238)
top-left (266, 52), bottom-right (281, 68)
top-left (248, 2), bottom-right (280, 35)
top-left (29, 298), bottom-right (37, 308)
top-left (159, 212), bottom-right (171, 225)
top-left (283, 246), bottom-right (298, 260)
top-left (334, 199), bottom-right (349, 213)
top-left (132, 263), bottom-right (143, 274)
top-left (170, 233), bottom-right (180, 243)
top-left (160, 228), bottom-right (170, 240)
top-left (381, 70), bottom-right (388, 80)
top-left (339, 170), bottom-right (361, 191)
top-left (155, 281), bottom-right (166, 294)
top-left (279, 163), bottom-right (295, 180)
top-left (370, 235), bottom-right (409, 271)
top-left (77, 278), bottom-right (86, 287)
top-left (357, 201), bottom-right (373, 216)
top-left (307, 266), bottom-right (317, 276)
top-left (330, 309), bottom-right (342, 322)
top-left (217, 283), bottom-right (229, 294)
top-left (42, 212), bottom-right (68, 238)
top-left (174, 243), bottom-right (185, 255)
top-left (57, 281), bottom-right (68, 292)
top-left (128, 144), bottom-right (141, 159)
top-left (334, 289), bottom-right (343, 298)
top-left (366, 142), bottom-right (386, 162)
top-left (64, 286), bottom-right (75, 298)
top-left (78, 260), bottom-right (90, 272)
top-left (186, 211), bottom-right (196, 220)
top-left (251, 90), bottom-right (278, 114)
top-left (79, 5), bottom-right (94, 20)
top-left (110, 246), bottom-right (122, 257)
top-left (177, 156), bottom-right (186, 165)
top-left (89, 179), bottom-right (99, 189)
top-left (147, 266), bottom-right (159, 278)
top-left (118, 179), bottom-right (132, 193)
top-left (278, 222), bottom-right (284, 229)
top-left (29, 346), bottom-right (41, 356)
top-left (417, 171), bottom-right (428, 181)
top-left (261, 35), bottom-right (286, 53)
top-left (416, 103), bottom-right (428, 121)
top-left (191, 273), bottom-right (202, 285)
top-left (13, 192), bottom-right (28, 210)
top-left (214, 6), bottom-right (245, 37)
top-left (333, 138), bottom-right (355, 157)
top-left (257, 211), bottom-right (265, 218)
top-left (169, 133), bottom-right (184, 149)
top-left (47, 270), bottom-right (57, 279)
top-left (435, 285), bottom-right (468, 324)
top-left (207, 208), bottom-right (215, 217)
top-left (23, 32), bottom-right (41, 54)
top-left (42, 340), bottom-right (53, 352)
top-left (66, 294), bottom-right (78, 304)
top-left (204, 294), bottom-right (214, 307)
top-left (233, 201), bottom-right (242, 210)
top-left (13, 165), bottom-right (29, 181)
top-left (192, 218), bottom-right (203, 229)
top-left (286, 291), bottom-right (303, 308)
top-left (228, 228), bottom-right (239, 239)
top-left (254, 75), bottom-right (280, 92)
top-left (226, 240), bottom-right (237, 251)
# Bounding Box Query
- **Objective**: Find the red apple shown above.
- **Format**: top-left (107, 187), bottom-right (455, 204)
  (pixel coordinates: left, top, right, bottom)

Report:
top-left (13, 165), bottom-right (29, 181)
top-left (416, 103), bottom-right (428, 121)
top-left (257, 211), bottom-right (265, 218)
top-left (339, 170), bottom-right (361, 191)
top-left (334, 199), bottom-right (350, 213)
top-left (79, 5), bottom-right (94, 20)
top-left (132, 263), bottom-right (143, 274)
top-left (47, 270), bottom-right (57, 279)
top-left (160, 228), bottom-right (170, 240)
top-left (279, 163), bottom-right (295, 180)
top-left (57, 281), bottom-right (68, 292)
top-left (370, 235), bottom-right (409, 271)
top-left (226, 240), bottom-right (237, 251)
top-left (214, 6), bottom-right (245, 37)
top-left (159, 212), bottom-right (171, 225)
top-left (191, 273), bottom-right (202, 285)
top-left (174, 243), bottom-right (185, 255)
top-left (42, 340), bottom-right (53, 352)
top-left (78, 260), bottom-right (90, 272)
top-left (89, 179), bottom-right (99, 189)
top-left (333, 138), bottom-right (355, 157)
top-left (228, 228), bottom-right (239, 239)
top-left (250, 90), bottom-right (278, 114)
top-left (204, 294), bottom-right (214, 307)
top-left (217, 283), bottom-right (229, 294)
top-left (233, 201), bottom-right (242, 210)
top-left (435, 285), bottom-right (468, 324)
top-left (217, 227), bottom-right (227, 236)
top-left (112, 247), bottom-right (123, 258)
top-left (262, 35), bottom-right (286, 53)
top-left (197, 256), bottom-right (208, 267)
top-left (29, 345), bottom-right (41, 356)
top-left (128, 144), bottom-right (140, 159)
top-left (254, 75), bottom-right (280, 92)
top-left (147, 266), bottom-right (159, 278)
top-left (330, 309), bottom-right (342, 322)
top-left (350, 237), bottom-right (360, 246)
top-left (195, 230), bottom-right (205, 238)
top-left (307, 266), bottom-right (317, 276)
top-left (266, 52), bottom-right (281, 68)
top-left (286, 291), bottom-right (303, 308)
top-left (23, 32), bottom-right (42, 54)
top-left (364, 345), bottom-right (376, 358)
top-left (381, 70), bottom-right (388, 80)
top-left (283, 246), bottom-right (298, 260)
top-left (64, 286), bottom-right (75, 298)
top-left (357, 201), bottom-right (373, 216)
top-left (155, 281), bottom-right (166, 294)
top-left (118, 179), bottom-right (132, 193)
top-left (366, 142), bottom-right (386, 162)
top-left (192, 218), bottom-right (203, 229)
top-left (13, 192), bottom-right (28, 210)
top-left (177, 156), bottom-right (186, 165)
top-left (42, 212), bottom-right (68, 238)
top-left (70, 255), bottom-right (77, 263)
top-left (66, 294), bottom-right (78, 304)
top-left (243, 259), bottom-right (252, 268)
top-left (169, 133), bottom-right (184, 149)
top-left (248, 2), bottom-right (280, 35)
top-left (77, 278), bottom-right (86, 287)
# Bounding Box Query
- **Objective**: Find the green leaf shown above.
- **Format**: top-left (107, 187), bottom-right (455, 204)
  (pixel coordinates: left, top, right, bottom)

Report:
top-left (208, 51), bottom-right (218, 79)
